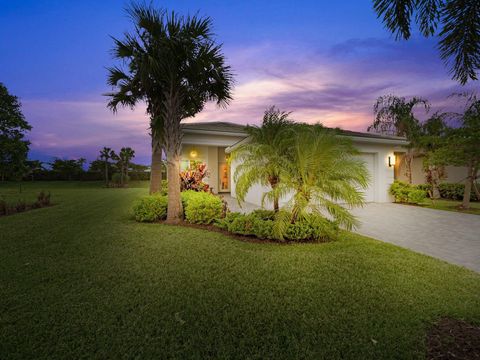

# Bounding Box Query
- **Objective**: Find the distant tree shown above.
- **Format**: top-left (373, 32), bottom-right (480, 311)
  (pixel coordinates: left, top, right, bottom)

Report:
top-left (108, 3), bottom-right (233, 223)
top-left (99, 147), bottom-right (117, 186)
top-left (25, 160), bottom-right (45, 181)
top-left (50, 158), bottom-right (85, 181)
top-left (368, 94), bottom-right (429, 183)
top-left (231, 106), bottom-right (294, 212)
top-left (373, 0), bottom-right (480, 84)
top-left (118, 147), bottom-right (135, 185)
top-left (0, 83), bottom-right (31, 181)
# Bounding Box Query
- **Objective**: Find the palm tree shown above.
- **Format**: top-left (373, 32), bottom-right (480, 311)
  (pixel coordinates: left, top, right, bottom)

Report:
top-left (275, 125), bottom-right (369, 234)
top-left (373, 0), bottom-right (480, 84)
top-left (368, 94), bottom-right (429, 183)
top-left (107, 4), bottom-right (233, 222)
top-left (231, 106), bottom-right (293, 212)
top-left (119, 147), bottom-right (135, 184)
top-left (99, 147), bottom-right (116, 187)
top-left (106, 6), bottom-right (166, 194)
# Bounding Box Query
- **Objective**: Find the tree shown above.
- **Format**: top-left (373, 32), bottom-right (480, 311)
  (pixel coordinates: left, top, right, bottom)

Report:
top-left (50, 158), bottom-right (85, 180)
top-left (373, 0), bottom-right (480, 84)
top-left (0, 83), bottom-right (31, 181)
top-left (25, 160), bottom-right (45, 181)
top-left (118, 147), bottom-right (135, 185)
top-left (108, 3), bottom-right (233, 223)
top-left (106, 6), bottom-right (166, 195)
top-left (417, 113), bottom-right (450, 199)
top-left (368, 94), bottom-right (429, 183)
top-left (276, 125), bottom-right (369, 233)
top-left (99, 147), bottom-right (117, 186)
top-left (231, 106), bottom-right (293, 212)
top-left (441, 94), bottom-right (480, 209)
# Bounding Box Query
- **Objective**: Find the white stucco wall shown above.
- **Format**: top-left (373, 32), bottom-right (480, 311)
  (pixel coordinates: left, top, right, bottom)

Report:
top-left (230, 139), bottom-right (401, 207)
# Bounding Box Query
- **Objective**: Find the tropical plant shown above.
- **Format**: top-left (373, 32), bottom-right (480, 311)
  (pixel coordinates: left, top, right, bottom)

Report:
top-left (373, 0), bottom-right (480, 84)
top-left (107, 3), bottom-right (233, 223)
top-left (231, 106), bottom-right (293, 212)
top-left (368, 94), bottom-right (429, 183)
top-left (0, 83), bottom-right (31, 182)
top-left (179, 162), bottom-right (210, 192)
top-left (275, 125), bottom-right (370, 235)
top-left (99, 147), bottom-right (117, 187)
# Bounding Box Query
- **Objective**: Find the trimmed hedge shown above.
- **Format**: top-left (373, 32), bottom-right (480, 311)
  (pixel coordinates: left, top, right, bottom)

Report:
top-left (133, 190), bottom-right (222, 224)
top-left (389, 181), bottom-right (427, 204)
top-left (134, 193), bottom-right (338, 242)
top-left (414, 183), bottom-right (478, 201)
top-left (215, 210), bottom-right (338, 242)
top-left (181, 191), bottom-right (223, 225)
top-left (133, 195), bottom-right (168, 222)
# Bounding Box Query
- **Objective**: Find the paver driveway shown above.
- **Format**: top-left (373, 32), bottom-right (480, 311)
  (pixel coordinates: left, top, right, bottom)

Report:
top-left (352, 203), bottom-right (480, 272)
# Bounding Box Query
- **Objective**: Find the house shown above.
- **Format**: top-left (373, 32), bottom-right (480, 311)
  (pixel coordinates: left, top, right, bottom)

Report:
top-left (181, 121), bottom-right (409, 206)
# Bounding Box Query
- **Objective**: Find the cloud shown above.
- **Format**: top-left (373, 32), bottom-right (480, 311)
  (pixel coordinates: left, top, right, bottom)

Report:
top-left (24, 37), bottom-right (478, 163)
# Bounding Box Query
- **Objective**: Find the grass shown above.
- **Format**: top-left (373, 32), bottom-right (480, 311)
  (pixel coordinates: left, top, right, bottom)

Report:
top-left (1, 182), bottom-right (480, 359)
top-left (419, 198), bottom-right (480, 215)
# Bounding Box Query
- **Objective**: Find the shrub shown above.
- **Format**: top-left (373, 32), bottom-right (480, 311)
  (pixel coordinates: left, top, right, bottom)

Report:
top-left (133, 195), bottom-right (168, 222)
top-left (217, 210), bottom-right (337, 242)
top-left (180, 162), bottom-right (210, 192)
top-left (111, 173), bottom-right (130, 185)
top-left (408, 189), bottom-right (427, 205)
top-left (215, 212), bottom-right (242, 230)
top-left (181, 190), bottom-right (223, 224)
top-left (438, 183), bottom-right (478, 201)
top-left (390, 181), bottom-right (426, 204)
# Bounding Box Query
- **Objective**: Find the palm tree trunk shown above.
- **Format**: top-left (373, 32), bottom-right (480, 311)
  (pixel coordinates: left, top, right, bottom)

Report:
top-left (166, 151), bottom-right (182, 223)
top-left (404, 152), bottom-right (413, 184)
top-left (461, 161), bottom-right (475, 209)
top-left (428, 165), bottom-right (441, 199)
top-left (149, 139), bottom-right (163, 194)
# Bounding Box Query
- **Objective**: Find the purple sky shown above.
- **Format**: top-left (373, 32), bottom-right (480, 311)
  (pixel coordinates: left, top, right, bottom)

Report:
top-left (1, 0), bottom-right (477, 165)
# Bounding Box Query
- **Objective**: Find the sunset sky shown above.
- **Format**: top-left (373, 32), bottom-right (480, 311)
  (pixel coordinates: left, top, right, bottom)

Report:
top-left (1, 0), bottom-right (476, 164)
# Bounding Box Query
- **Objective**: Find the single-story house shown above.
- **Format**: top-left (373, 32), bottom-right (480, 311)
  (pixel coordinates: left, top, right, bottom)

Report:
top-left (181, 121), bottom-right (409, 206)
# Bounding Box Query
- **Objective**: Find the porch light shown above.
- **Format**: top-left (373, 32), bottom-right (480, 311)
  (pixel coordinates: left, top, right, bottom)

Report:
top-left (388, 155), bottom-right (396, 167)
top-left (190, 149), bottom-right (198, 158)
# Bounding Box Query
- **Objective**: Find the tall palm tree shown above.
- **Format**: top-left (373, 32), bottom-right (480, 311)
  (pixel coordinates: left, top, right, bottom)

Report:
top-left (373, 0), bottom-right (480, 84)
top-left (106, 6), bottom-right (166, 194)
top-left (99, 147), bottom-right (116, 187)
top-left (119, 147), bottom-right (135, 184)
top-left (275, 125), bottom-right (369, 235)
top-left (368, 94), bottom-right (429, 183)
top-left (231, 106), bottom-right (293, 212)
top-left (107, 4), bottom-right (233, 222)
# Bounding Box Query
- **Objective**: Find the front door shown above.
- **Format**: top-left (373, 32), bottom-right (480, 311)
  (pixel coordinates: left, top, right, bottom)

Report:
top-left (218, 162), bottom-right (230, 192)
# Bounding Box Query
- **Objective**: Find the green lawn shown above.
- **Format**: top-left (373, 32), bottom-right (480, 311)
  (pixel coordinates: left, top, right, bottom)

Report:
top-left (419, 198), bottom-right (480, 215)
top-left (1, 182), bottom-right (479, 359)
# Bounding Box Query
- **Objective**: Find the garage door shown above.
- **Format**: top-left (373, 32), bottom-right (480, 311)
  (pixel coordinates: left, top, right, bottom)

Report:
top-left (357, 153), bottom-right (375, 202)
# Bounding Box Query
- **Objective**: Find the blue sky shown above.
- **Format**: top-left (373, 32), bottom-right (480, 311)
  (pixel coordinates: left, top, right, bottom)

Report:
top-left (0, 0), bottom-right (476, 164)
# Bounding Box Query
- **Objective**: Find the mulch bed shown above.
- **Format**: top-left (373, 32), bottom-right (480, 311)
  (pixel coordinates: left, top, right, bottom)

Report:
top-left (426, 318), bottom-right (480, 359)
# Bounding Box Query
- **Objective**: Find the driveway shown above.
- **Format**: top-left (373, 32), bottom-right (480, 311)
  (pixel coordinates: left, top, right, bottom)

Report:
top-left (352, 203), bottom-right (480, 273)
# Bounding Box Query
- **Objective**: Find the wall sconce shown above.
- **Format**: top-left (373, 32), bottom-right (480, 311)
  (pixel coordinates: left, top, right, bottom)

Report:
top-left (190, 149), bottom-right (198, 158)
top-left (388, 155), bottom-right (396, 167)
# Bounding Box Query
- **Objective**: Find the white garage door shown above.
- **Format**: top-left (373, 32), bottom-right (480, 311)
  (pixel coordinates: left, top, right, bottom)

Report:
top-left (357, 153), bottom-right (375, 202)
